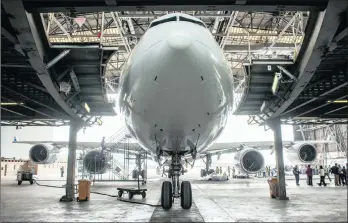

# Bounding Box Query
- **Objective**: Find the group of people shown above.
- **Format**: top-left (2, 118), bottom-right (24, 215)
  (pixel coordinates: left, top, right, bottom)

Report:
top-left (215, 166), bottom-right (238, 177)
top-left (293, 163), bottom-right (347, 186)
top-left (256, 166), bottom-right (277, 178)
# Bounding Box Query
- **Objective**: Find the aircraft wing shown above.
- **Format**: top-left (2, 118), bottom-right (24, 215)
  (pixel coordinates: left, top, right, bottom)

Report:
top-left (181, 140), bottom-right (337, 167)
top-left (12, 141), bottom-right (144, 155)
top-left (203, 140), bottom-right (336, 154)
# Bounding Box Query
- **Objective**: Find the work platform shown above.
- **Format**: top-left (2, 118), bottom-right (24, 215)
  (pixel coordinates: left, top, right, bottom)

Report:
top-left (1, 177), bottom-right (347, 222)
top-left (234, 60), bottom-right (294, 116)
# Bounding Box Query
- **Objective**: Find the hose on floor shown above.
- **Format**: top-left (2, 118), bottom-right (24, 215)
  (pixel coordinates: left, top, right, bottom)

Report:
top-left (34, 180), bottom-right (64, 189)
top-left (32, 179), bottom-right (161, 207)
top-left (90, 191), bottom-right (161, 207)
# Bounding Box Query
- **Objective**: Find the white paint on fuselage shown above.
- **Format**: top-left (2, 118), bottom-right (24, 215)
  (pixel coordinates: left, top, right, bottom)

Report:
top-left (118, 13), bottom-right (233, 156)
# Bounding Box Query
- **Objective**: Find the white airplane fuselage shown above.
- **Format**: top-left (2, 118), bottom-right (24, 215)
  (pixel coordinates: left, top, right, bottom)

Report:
top-left (118, 13), bottom-right (234, 157)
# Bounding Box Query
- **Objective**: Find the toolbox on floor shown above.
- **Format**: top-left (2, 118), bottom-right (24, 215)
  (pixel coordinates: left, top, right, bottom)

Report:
top-left (77, 180), bottom-right (91, 202)
top-left (16, 171), bottom-right (34, 185)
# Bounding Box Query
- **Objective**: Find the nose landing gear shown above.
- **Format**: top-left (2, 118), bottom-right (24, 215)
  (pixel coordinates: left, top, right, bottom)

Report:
top-left (160, 154), bottom-right (192, 210)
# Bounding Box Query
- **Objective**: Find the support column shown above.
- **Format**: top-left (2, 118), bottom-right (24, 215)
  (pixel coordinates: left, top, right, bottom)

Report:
top-left (60, 120), bottom-right (80, 202)
top-left (270, 118), bottom-right (289, 200)
top-left (206, 154), bottom-right (212, 172)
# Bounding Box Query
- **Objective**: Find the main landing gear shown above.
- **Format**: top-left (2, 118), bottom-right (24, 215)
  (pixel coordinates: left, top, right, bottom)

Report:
top-left (160, 154), bottom-right (192, 210)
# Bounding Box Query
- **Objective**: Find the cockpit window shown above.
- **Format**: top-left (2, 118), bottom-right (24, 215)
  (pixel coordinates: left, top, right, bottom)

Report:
top-left (149, 16), bottom-right (177, 28)
top-left (179, 16), bottom-right (206, 28)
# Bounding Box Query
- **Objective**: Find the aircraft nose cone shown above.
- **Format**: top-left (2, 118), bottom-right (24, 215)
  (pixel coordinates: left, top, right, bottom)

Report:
top-left (167, 32), bottom-right (192, 50)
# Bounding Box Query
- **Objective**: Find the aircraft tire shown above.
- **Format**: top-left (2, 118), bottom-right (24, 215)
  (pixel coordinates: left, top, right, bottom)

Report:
top-left (161, 181), bottom-right (172, 210)
top-left (180, 181), bottom-right (192, 209)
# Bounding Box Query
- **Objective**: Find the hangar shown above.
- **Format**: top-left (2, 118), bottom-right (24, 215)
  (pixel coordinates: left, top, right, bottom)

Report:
top-left (1, 0), bottom-right (347, 222)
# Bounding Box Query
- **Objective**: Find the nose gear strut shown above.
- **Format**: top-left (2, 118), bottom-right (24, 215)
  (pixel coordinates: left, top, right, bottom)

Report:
top-left (160, 151), bottom-right (192, 210)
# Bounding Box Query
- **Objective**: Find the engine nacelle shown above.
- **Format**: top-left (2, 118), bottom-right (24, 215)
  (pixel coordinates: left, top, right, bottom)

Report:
top-left (234, 148), bottom-right (265, 174)
top-left (83, 150), bottom-right (110, 174)
top-left (285, 143), bottom-right (317, 164)
top-left (29, 143), bottom-right (60, 164)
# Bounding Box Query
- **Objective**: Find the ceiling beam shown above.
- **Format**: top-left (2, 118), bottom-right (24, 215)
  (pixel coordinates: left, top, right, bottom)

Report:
top-left (1, 27), bottom-right (19, 44)
top-left (1, 64), bottom-right (32, 68)
top-left (1, 85), bottom-right (65, 116)
top-left (1, 107), bottom-right (27, 116)
top-left (22, 0), bottom-right (326, 13)
top-left (283, 82), bottom-right (348, 116)
top-left (1, 96), bottom-right (56, 119)
top-left (48, 32), bottom-right (301, 38)
top-left (295, 94), bottom-right (347, 117)
top-left (324, 105), bottom-right (348, 115)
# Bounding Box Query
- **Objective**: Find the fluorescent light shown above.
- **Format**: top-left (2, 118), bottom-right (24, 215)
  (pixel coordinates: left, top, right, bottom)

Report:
top-left (271, 72), bottom-right (281, 95)
top-left (96, 118), bottom-right (103, 125)
top-left (327, 100), bottom-right (348, 103)
top-left (253, 60), bottom-right (294, 65)
top-left (84, 102), bottom-right (90, 113)
top-left (1, 102), bottom-right (24, 106)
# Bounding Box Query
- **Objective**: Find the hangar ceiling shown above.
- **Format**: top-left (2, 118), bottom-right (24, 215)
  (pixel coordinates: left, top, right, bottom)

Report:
top-left (2, 0), bottom-right (346, 127)
top-left (40, 11), bottom-right (309, 97)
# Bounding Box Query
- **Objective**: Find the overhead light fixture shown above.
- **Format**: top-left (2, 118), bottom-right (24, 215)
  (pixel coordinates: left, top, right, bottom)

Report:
top-left (327, 100), bottom-right (348, 103)
top-left (253, 60), bottom-right (294, 65)
top-left (271, 72), bottom-right (282, 95)
top-left (96, 118), bottom-right (103, 125)
top-left (1, 102), bottom-right (24, 106)
top-left (84, 102), bottom-right (90, 113)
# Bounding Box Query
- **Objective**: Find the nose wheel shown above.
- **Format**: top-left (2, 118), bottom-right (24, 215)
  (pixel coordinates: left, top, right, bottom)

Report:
top-left (180, 181), bottom-right (192, 209)
top-left (160, 180), bottom-right (192, 210)
top-left (161, 181), bottom-right (173, 210)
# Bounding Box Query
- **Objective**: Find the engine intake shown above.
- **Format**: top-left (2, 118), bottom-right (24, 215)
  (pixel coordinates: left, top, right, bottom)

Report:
top-left (285, 143), bottom-right (317, 163)
top-left (29, 144), bottom-right (59, 164)
top-left (234, 148), bottom-right (265, 174)
top-left (83, 150), bottom-right (109, 174)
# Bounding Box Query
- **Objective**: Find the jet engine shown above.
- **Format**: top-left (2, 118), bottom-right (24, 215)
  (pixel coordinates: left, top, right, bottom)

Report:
top-left (234, 148), bottom-right (265, 174)
top-left (29, 143), bottom-right (60, 164)
top-left (83, 150), bottom-right (110, 174)
top-left (285, 143), bottom-right (317, 164)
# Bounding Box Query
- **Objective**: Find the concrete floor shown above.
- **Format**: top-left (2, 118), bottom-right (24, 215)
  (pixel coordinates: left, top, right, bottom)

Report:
top-left (1, 176), bottom-right (347, 222)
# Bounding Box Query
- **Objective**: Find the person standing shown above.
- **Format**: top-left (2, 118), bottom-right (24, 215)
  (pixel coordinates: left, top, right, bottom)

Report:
top-left (293, 165), bottom-right (300, 186)
top-left (330, 163), bottom-right (340, 186)
top-left (324, 165), bottom-right (331, 182)
top-left (346, 163), bottom-right (348, 185)
top-left (216, 166), bottom-right (219, 174)
top-left (232, 166), bottom-right (235, 178)
top-left (306, 165), bottom-right (313, 186)
top-left (60, 166), bottom-right (64, 178)
top-left (263, 168), bottom-right (266, 178)
top-left (318, 165), bottom-right (327, 186)
top-left (101, 136), bottom-right (106, 152)
top-left (341, 166), bottom-right (347, 186)
top-left (219, 167), bottom-right (222, 175)
top-left (227, 166), bottom-right (231, 177)
top-left (338, 165), bottom-right (342, 185)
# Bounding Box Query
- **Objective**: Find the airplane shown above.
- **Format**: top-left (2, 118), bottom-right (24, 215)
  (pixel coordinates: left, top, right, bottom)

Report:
top-left (12, 13), bottom-right (336, 210)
